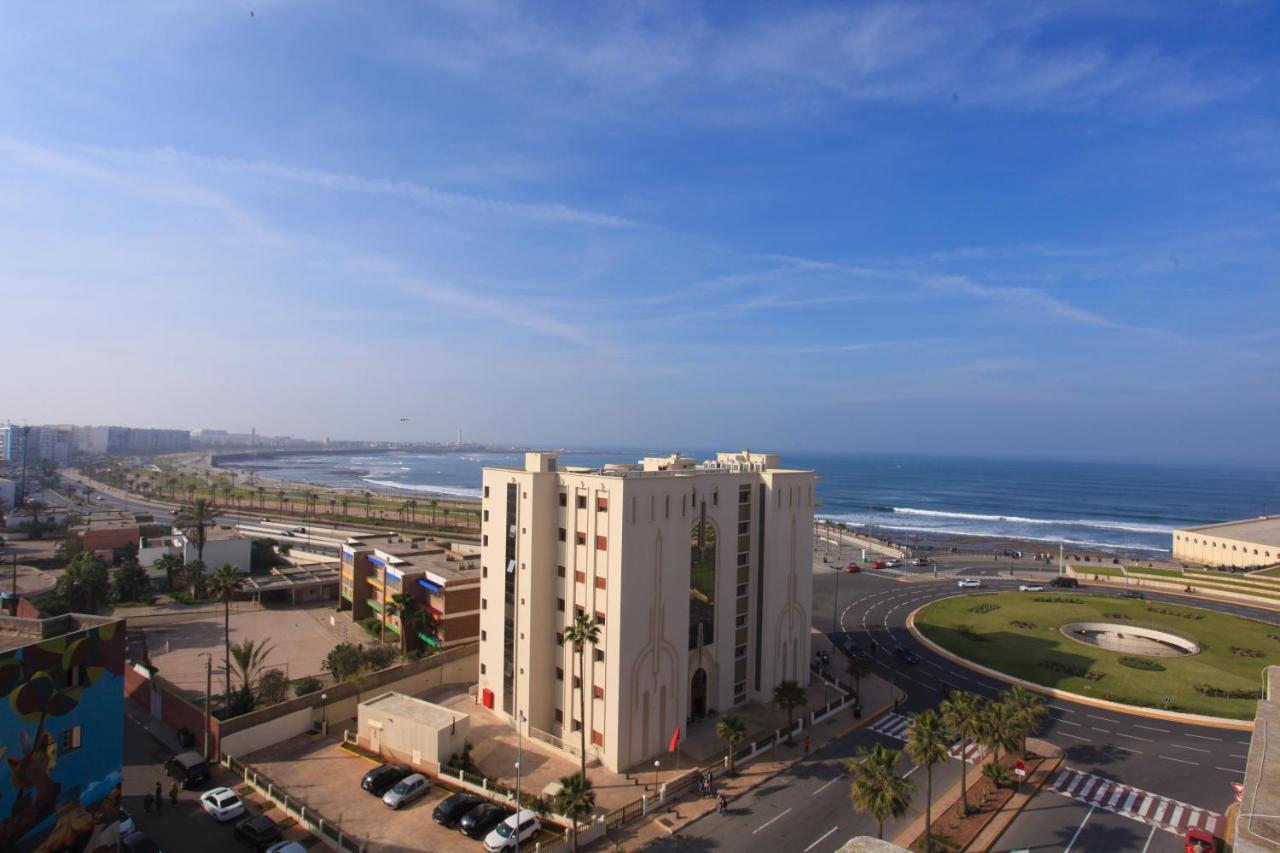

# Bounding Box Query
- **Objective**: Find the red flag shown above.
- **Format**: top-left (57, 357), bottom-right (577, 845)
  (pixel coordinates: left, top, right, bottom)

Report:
top-left (667, 724), bottom-right (681, 753)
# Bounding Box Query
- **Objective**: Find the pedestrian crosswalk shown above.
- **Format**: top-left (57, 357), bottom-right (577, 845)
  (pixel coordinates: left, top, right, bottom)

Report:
top-left (867, 713), bottom-right (984, 764)
top-left (1048, 766), bottom-right (1220, 837)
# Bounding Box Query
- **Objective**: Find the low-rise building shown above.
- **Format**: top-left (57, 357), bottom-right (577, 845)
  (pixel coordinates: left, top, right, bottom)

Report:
top-left (175, 526), bottom-right (252, 573)
top-left (0, 611), bottom-right (126, 851)
top-left (340, 536), bottom-right (481, 652)
top-left (1173, 516), bottom-right (1280, 568)
top-left (73, 511), bottom-right (142, 562)
top-left (357, 691), bottom-right (469, 767)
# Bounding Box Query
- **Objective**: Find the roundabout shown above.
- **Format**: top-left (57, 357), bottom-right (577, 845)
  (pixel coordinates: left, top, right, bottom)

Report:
top-left (910, 591), bottom-right (1272, 720)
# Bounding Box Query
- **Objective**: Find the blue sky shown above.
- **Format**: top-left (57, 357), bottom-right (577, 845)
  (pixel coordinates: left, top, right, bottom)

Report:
top-left (1, 1), bottom-right (1277, 462)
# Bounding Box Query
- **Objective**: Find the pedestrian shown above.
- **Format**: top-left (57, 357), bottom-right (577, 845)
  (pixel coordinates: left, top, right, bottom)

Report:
top-left (143, 792), bottom-right (153, 814)
top-left (154, 781), bottom-right (163, 813)
top-left (169, 782), bottom-right (179, 809)
top-left (893, 696), bottom-right (899, 713)
top-left (803, 735), bottom-right (810, 755)
top-left (718, 794), bottom-right (727, 815)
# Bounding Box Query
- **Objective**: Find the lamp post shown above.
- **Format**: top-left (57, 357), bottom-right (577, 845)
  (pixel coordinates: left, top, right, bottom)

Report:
top-left (198, 652), bottom-right (212, 759)
top-left (653, 759), bottom-right (660, 795)
top-left (320, 692), bottom-right (329, 735)
top-left (515, 710), bottom-right (526, 853)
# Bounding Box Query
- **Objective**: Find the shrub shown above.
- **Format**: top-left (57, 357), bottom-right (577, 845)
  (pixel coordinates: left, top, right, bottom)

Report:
top-left (1033, 596), bottom-right (1082, 605)
top-left (363, 644), bottom-right (398, 671)
top-left (1147, 606), bottom-right (1204, 621)
top-left (957, 623), bottom-right (986, 642)
top-left (1040, 659), bottom-right (1104, 681)
top-left (446, 740), bottom-right (478, 774)
top-left (293, 676), bottom-right (323, 697)
top-left (1118, 657), bottom-right (1165, 671)
top-left (1231, 646), bottom-right (1264, 659)
top-left (357, 616), bottom-right (383, 639)
top-left (1101, 612), bottom-right (1132, 621)
top-left (968, 603), bottom-right (1000, 614)
top-left (257, 669), bottom-right (291, 705)
top-left (983, 763), bottom-right (1012, 789)
top-left (1195, 684), bottom-right (1262, 699)
top-left (1009, 620), bottom-right (1037, 630)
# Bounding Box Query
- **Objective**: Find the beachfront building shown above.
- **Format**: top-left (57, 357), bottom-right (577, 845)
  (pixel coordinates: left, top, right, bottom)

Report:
top-left (339, 536), bottom-right (482, 651)
top-left (0, 610), bottom-right (127, 852)
top-left (1173, 516), bottom-right (1280, 568)
top-left (476, 450), bottom-right (817, 773)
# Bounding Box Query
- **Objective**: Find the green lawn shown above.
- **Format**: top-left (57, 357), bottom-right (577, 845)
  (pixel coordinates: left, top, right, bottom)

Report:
top-left (1255, 566), bottom-right (1280, 579)
top-left (1072, 564), bottom-right (1126, 577)
top-left (1079, 564), bottom-right (1280, 602)
top-left (915, 592), bottom-right (1272, 719)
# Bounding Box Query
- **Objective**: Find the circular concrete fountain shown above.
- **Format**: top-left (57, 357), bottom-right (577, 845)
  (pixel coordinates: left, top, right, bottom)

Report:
top-left (1060, 622), bottom-right (1200, 657)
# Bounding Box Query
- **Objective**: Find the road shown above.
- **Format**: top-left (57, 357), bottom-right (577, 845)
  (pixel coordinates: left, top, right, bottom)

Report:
top-left (654, 555), bottom-right (1261, 852)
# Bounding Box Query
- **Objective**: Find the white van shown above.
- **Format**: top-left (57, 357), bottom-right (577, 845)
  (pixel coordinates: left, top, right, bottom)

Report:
top-left (484, 809), bottom-right (541, 851)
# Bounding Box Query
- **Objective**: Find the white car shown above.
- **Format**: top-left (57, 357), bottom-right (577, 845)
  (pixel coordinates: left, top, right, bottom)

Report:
top-left (1019, 584), bottom-right (1044, 592)
top-left (485, 810), bottom-right (541, 852)
top-left (116, 807), bottom-right (136, 836)
top-left (956, 578), bottom-right (982, 588)
top-left (382, 773), bottom-right (429, 809)
top-left (200, 786), bottom-right (245, 822)
top-left (884, 558), bottom-right (902, 568)
top-left (265, 843), bottom-right (309, 853)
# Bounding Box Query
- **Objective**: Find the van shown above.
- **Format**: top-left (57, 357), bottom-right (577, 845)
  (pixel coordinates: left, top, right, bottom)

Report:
top-left (164, 751), bottom-right (211, 788)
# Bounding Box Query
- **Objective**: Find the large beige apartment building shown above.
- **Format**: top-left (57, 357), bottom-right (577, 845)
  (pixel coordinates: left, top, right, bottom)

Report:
top-left (477, 450), bottom-right (817, 773)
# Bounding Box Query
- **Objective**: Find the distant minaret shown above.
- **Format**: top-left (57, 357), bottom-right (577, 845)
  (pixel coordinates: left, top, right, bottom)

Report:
top-left (456, 428), bottom-right (462, 446)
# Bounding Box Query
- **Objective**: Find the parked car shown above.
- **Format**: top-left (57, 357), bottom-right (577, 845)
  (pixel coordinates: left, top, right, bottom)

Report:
top-left (264, 843), bottom-right (309, 853)
top-left (234, 815), bottom-right (283, 852)
top-left (956, 578), bottom-right (982, 588)
top-left (1018, 584), bottom-right (1044, 592)
top-left (893, 644), bottom-right (921, 665)
top-left (1119, 590), bottom-right (1145, 600)
top-left (433, 791), bottom-right (484, 827)
top-left (844, 563), bottom-right (860, 573)
top-left (912, 557), bottom-right (930, 566)
top-left (117, 807), bottom-right (136, 836)
top-left (383, 773), bottom-right (430, 810)
top-left (361, 763), bottom-right (412, 797)
top-left (870, 560), bottom-right (886, 570)
top-left (484, 809), bottom-right (542, 852)
top-left (460, 803), bottom-right (510, 840)
top-left (1185, 827), bottom-right (1221, 853)
top-left (884, 558), bottom-right (902, 568)
top-left (839, 636), bottom-right (860, 657)
top-left (120, 831), bottom-right (162, 853)
top-left (1049, 577), bottom-right (1079, 588)
top-left (165, 751), bottom-right (211, 789)
top-left (200, 786), bottom-right (246, 822)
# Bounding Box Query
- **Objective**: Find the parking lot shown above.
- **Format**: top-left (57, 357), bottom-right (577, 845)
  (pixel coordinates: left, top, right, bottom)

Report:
top-left (242, 730), bottom-right (561, 852)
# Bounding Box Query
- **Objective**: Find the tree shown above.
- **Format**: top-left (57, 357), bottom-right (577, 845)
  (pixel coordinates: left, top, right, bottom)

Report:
top-left (257, 668), bottom-right (290, 706)
top-left (184, 559), bottom-right (207, 598)
top-left (553, 773), bottom-right (596, 853)
top-left (230, 637), bottom-right (276, 698)
top-left (716, 714), bottom-right (747, 776)
top-left (846, 654), bottom-right (871, 702)
top-left (428, 499), bottom-right (438, 525)
top-left (110, 557), bottom-right (151, 604)
top-left (256, 485), bottom-right (266, 509)
top-left (772, 679), bottom-right (807, 745)
top-left (153, 552), bottom-right (182, 592)
top-left (174, 498), bottom-right (219, 563)
top-left (206, 563), bottom-right (243, 713)
top-left (563, 612), bottom-right (601, 779)
top-left (276, 489), bottom-right (287, 511)
top-left (906, 710), bottom-right (950, 852)
top-left (406, 499), bottom-right (417, 523)
top-left (322, 642), bottom-right (363, 683)
top-left (57, 553), bottom-right (109, 612)
top-left (1003, 686), bottom-right (1046, 757)
top-left (978, 702), bottom-right (1021, 762)
top-left (849, 743), bottom-right (913, 840)
top-left (941, 690), bottom-right (983, 816)
top-left (362, 491), bottom-right (372, 517)
top-left (23, 499), bottom-right (48, 540)
top-left (385, 591), bottom-right (423, 656)
top-left (339, 496), bottom-right (350, 517)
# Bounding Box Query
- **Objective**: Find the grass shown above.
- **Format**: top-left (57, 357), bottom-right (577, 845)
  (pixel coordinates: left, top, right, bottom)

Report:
top-left (915, 592), bottom-right (1270, 719)
top-left (1079, 564), bottom-right (1280, 602)
top-left (1255, 566), bottom-right (1280, 579)
top-left (1072, 564), bottom-right (1126, 577)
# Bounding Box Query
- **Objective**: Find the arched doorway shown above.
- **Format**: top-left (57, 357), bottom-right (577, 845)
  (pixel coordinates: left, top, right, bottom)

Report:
top-left (690, 667), bottom-right (708, 719)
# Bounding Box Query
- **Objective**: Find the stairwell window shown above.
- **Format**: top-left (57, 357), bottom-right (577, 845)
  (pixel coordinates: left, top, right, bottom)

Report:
top-left (596, 535), bottom-right (608, 551)
top-left (597, 496), bottom-right (608, 512)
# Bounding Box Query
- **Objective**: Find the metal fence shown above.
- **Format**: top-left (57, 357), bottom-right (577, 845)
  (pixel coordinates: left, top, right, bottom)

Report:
top-left (605, 797), bottom-right (645, 828)
top-left (223, 754), bottom-right (365, 852)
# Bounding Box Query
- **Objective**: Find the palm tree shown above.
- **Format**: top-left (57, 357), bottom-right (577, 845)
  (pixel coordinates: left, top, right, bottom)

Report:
top-left (1003, 686), bottom-right (1046, 757)
top-left (563, 612), bottom-right (601, 779)
top-left (978, 702), bottom-right (1021, 763)
top-left (553, 772), bottom-right (596, 853)
top-left (22, 499), bottom-right (47, 539)
top-left (428, 499), bottom-right (438, 525)
top-left (174, 498), bottom-right (219, 564)
top-left (363, 491), bottom-right (372, 517)
top-left (276, 489), bottom-right (287, 511)
top-left (849, 743), bottom-right (913, 840)
top-left (206, 563), bottom-right (244, 713)
top-left (406, 499), bottom-right (418, 523)
top-left (906, 710), bottom-right (950, 852)
top-left (716, 714), bottom-right (747, 776)
top-left (339, 496), bottom-right (350, 517)
top-left (385, 591), bottom-right (420, 656)
top-left (328, 497), bottom-right (337, 518)
top-left (256, 485), bottom-right (265, 509)
top-left (941, 690), bottom-right (983, 815)
top-left (229, 637), bottom-right (276, 697)
top-left (772, 679), bottom-right (807, 745)
top-left (846, 654), bottom-right (871, 702)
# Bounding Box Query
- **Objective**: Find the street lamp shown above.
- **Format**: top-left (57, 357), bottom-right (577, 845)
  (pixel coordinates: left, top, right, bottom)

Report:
top-left (515, 710), bottom-right (526, 853)
top-left (197, 652), bottom-right (212, 759)
top-left (320, 692), bottom-right (329, 735)
top-left (653, 759), bottom-right (660, 795)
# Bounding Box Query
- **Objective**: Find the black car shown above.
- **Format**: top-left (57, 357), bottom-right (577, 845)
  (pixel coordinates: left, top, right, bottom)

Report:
top-left (361, 763), bottom-right (412, 796)
top-left (1049, 577), bottom-right (1079, 588)
top-left (1119, 590), bottom-right (1145, 600)
top-left (432, 791), bottom-right (484, 827)
top-left (459, 803), bottom-right (509, 839)
top-left (893, 644), bottom-right (921, 665)
top-left (839, 636), bottom-right (860, 657)
top-left (164, 751), bottom-right (211, 789)
top-left (121, 831), bottom-right (162, 853)
top-left (234, 815), bottom-right (283, 852)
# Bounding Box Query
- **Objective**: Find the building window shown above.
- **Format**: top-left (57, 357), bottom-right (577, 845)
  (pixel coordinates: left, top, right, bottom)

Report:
top-left (596, 535), bottom-right (608, 551)
top-left (481, 598), bottom-right (487, 610)
top-left (557, 597), bottom-right (565, 611)
top-left (736, 613), bottom-right (748, 628)
top-left (555, 709), bottom-right (563, 723)
top-left (480, 663), bottom-right (486, 674)
top-left (595, 611), bottom-right (606, 625)
top-left (559, 492), bottom-right (567, 507)
top-left (482, 565), bottom-right (488, 578)
top-left (593, 649), bottom-right (604, 662)
top-left (597, 496), bottom-right (608, 512)
top-left (483, 509), bottom-right (489, 522)
top-left (556, 667), bottom-right (564, 680)
top-left (558, 564), bottom-right (566, 577)
top-left (735, 644), bottom-right (747, 658)
top-left (559, 528), bottom-right (567, 542)
top-left (737, 582), bottom-right (749, 597)
top-left (577, 494), bottom-right (587, 509)
top-left (713, 490), bottom-right (718, 506)
top-left (592, 730), bottom-right (604, 747)
top-left (481, 630), bottom-right (487, 641)
top-left (571, 719), bottom-right (582, 732)
top-left (484, 486), bottom-right (490, 498)
top-left (573, 676), bottom-right (581, 688)
top-left (60, 725), bottom-right (82, 753)
top-left (575, 570), bottom-right (585, 584)
top-left (556, 632), bottom-right (564, 645)
top-left (593, 685), bottom-right (604, 699)
top-left (482, 535), bottom-right (489, 546)
top-left (576, 531), bottom-right (587, 545)
top-left (595, 576), bottom-right (606, 590)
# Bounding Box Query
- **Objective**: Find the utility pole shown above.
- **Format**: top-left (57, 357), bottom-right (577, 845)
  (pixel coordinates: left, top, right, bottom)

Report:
top-left (202, 653), bottom-right (212, 759)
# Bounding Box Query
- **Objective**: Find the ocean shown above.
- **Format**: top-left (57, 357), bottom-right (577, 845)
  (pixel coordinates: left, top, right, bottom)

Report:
top-left (233, 450), bottom-right (1280, 555)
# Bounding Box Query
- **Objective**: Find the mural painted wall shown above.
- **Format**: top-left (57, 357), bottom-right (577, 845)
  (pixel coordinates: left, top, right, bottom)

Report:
top-left (0, 619), bottom-right (126, 852)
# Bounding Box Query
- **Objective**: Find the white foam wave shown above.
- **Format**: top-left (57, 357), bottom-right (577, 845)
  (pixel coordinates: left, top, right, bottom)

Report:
top-left (361, 478), bottom-right (482, 498)
top-left (889, 506), bottom-right (1174, 535)
top-left (863, 521), bottom-right (1170, 553)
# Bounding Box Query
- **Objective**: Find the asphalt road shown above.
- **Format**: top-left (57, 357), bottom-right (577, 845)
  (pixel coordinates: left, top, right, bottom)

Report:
top-left (655, 556), bottom-right (1262, 852)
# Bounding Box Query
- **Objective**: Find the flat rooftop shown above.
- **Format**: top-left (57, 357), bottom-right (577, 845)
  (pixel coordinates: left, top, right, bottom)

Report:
top-left (1179, 515), bottom-right (1280, 548)
top-left (0, 613), bottom-right (121, 653)
top-left (489, 449), bottom-right (813, 478)
top-left (360, 691), bottom-right (465, 731)
top-left (357, 536), bottom-right (479, 583)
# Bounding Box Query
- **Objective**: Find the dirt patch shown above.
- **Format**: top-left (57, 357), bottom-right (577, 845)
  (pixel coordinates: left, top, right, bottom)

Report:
top-left (907, 753), bottom-right (1047, 852)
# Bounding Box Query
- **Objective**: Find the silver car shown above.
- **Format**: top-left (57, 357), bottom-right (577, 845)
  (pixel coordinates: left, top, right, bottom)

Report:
top-left (382, 773), bottom-right (429, 809)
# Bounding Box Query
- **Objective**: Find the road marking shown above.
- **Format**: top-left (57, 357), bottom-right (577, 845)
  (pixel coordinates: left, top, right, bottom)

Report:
top-left (1169, 805), bottom-right (1184, 828)
top-left (1122, 790), bottom-right (1139, 813)
top-left (1169, 744), bottom-right (1211, 754)
top-left (814, 774), bottom-right (843, 795)
top-left (1215, 766), bottom-right (1245, 774)
top-left (1059, 732), bottom-right (1089, 741)
top-left (1054, 718), bottom-right (1082, 726)
top-left (1113, 731), bottom-right (1152, 742)
top-left (802, 826), bottom-right (838, 852)
top-left (1092, 727), bottom-right (1111, 734)
top-left (752, 807), bottom-right (793, 834)
top-left (1063, 804), bottom-right (1095, 853)
top-left (1159, 755), bottom-right (1198, 766)
top-left (1139, 823), bottom-right (1158, 853)
top-left (1184, 733), bottom-right (1221, 742)
top-left (1133, 724), bottom-right (1169, 733)
top-left (1230, 753), bottom-right (1248, 759)
top-left (1048, 767), bottom-right (1221, 837)
top-left (1087, 714), bottom-right (1116, 723)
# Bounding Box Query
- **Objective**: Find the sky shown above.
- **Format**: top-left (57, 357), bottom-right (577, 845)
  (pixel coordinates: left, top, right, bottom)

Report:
top-left (1, 1), bottom-right (1278, 463)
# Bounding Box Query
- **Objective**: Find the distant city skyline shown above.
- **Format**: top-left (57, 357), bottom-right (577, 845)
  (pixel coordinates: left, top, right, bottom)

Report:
top-left (2, 3), bottom-right (1277, 463)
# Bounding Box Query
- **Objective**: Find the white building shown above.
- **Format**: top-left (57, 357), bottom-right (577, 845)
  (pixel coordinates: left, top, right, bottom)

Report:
top-left (173, 526), bottom-right (252, 573)
top-left (1173, 516), bottom-right (1280, 568)
top-left (477, 450), bottom-right (817, 773)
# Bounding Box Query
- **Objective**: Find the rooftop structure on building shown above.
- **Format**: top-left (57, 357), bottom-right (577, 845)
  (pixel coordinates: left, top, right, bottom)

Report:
top-left (1173, 515), bottom-right (1280, 568)
top-left (478, 449), bottom-right (818, 773)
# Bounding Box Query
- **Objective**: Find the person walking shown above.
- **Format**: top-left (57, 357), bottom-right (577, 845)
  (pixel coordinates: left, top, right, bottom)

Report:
top-left (169, 782), bottom-right (179, 809)
top-left (718, 794), bottom-right (727, 815)
top-left (154, 781), bottom-right (163, 813)
top-left (803, 735), bottom-right (811, 755)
